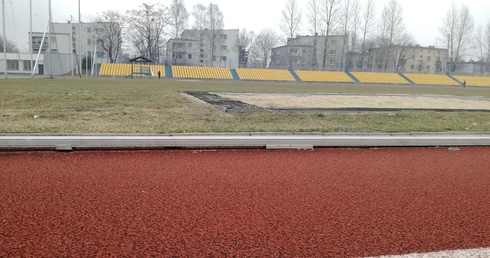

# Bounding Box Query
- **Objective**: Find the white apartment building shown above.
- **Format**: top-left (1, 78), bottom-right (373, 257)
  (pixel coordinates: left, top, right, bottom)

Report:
top-left (270, 35), bottom-right (347, 71)
top-left (167, 29), bottom-right (239, 68)
top-left (28, 22), bottom-right (106, 76)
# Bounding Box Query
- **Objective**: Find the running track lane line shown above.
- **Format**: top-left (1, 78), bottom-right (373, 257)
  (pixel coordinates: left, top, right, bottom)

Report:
top-left (370, 247), bottom-right (490, 257)
top-left (2, 133), bottom-right (490, 150)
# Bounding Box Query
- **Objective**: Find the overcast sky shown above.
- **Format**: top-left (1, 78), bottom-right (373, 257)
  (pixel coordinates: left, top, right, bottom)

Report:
top-left (2, 0), bottom-right (490, 52)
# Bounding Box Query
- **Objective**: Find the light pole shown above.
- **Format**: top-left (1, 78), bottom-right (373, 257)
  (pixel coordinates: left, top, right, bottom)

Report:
top-left (30, 0), bottom-right (33, 76)
top-left (2, 0), bottom-right (7, 79)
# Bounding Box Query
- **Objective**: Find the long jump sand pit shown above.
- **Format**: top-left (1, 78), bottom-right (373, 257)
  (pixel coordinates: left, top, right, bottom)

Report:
top-left (212, 93), bottom-right (490, 112)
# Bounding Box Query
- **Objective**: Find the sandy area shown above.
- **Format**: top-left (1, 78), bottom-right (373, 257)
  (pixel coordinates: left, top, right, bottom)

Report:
top-left (218, 93), bottom-right (490, 110)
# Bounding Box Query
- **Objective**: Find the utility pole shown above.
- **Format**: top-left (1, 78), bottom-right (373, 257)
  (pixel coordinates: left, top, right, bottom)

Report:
top-left (30, 0), bottom-right (33, 76)
top-left (2, 0), bottom-right (7, 79)
top-left (48, 0), bottom-right (53, 78)
top-left (78, 0), bottom-right (82, 77)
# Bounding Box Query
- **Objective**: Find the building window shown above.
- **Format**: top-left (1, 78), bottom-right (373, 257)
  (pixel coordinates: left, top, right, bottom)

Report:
top-left (331, 40), bottom-right (337, 45)
top-left (172, 53), bottom-right (183, 59)
top-left (411, 65), bottom-right (415, 70)
top-left (329, 60), bottom-right (336, 66)
top-left (188, 54), bottom-right (192, 59)
top-left (427, 65), bottom-right (430, 70)
top-left (200, 49), bottom-right (204, 53)
top-left (221, 34), bottom-right (227, 40)
top-left (188, 43), bottom-right (192, 48)
top-left (427, 56), bottom-right (431, 61)
top-left (87, 39), bottom-right (91, 45)
top-left (329, 50), bottom-right (337, 55)
top-left (200, 54), bottom-right (204, 58)
top-left (7, 60), bottom-right (19, 71)
top-left (23, 61), bottom-right (32, 71)
top-left (221, 45), bottom-right (227, 51)
top-left (221, 56), bottom-right (227, 61)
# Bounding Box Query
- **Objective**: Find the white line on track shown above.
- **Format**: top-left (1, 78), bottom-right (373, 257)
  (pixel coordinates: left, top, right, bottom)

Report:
top-left (369, 247), bottom-right (490, 258)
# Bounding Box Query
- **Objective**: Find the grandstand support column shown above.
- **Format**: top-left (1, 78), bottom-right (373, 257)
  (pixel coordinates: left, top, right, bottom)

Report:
top-left (2, 0), bottom-right (7, 79)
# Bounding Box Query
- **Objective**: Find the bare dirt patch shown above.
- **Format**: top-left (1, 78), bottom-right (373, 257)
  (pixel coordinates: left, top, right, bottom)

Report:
top-left (211, 93), bottom-right (490, 112)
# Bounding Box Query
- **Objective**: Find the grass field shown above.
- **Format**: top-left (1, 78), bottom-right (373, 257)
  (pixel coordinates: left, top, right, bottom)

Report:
top-left (1, 78), bottom-right (490, 133)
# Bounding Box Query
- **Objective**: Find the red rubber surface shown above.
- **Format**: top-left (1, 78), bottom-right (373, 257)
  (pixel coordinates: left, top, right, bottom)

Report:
top-left (1, 148), bottom-right (490, 257)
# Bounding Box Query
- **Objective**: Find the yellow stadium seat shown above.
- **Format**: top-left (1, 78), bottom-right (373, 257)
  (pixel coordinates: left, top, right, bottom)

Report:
top-left (351, 72), bottom-right (409, 84)
top-left (453, 75), bottom-right (490, 87)
top-left (404, 74), bottom-right (460, 86)
top-left (235, 68), bottom-right (295, 81)
top-left (295, 70), bottom-right (354, 83)
top-left (172, 66), bottom-right (233, 80)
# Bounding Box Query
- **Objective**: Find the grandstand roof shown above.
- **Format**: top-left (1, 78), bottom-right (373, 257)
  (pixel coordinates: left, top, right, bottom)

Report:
top-left (129, 56), bottom-right (152, 63)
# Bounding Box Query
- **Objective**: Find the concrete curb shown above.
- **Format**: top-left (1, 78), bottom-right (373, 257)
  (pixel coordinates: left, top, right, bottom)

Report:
top-left (1, 133), bottom-right (490, 150)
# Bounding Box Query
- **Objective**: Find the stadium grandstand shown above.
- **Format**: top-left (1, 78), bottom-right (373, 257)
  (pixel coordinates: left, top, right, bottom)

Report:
top-left (97, 63), bottom-right (490, 87)
top-left (453, 75), bottom-right (490, 87)
top-left (172, 66), bottom-right (233, 80)
top-left (295, 71), bottom-right (354, 83)
top-left (403, 73), bottom-right (460, 86)
top-left (351, 72), bottom-right (410, 84)
top-left (99, 64), bottom-right (165, 78)
top-left (235, 68), bottom-right (295, 81)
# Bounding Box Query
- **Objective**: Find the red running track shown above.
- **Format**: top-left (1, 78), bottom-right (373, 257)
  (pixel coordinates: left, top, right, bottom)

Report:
top-left (1, 148), bottom-right (490, 257)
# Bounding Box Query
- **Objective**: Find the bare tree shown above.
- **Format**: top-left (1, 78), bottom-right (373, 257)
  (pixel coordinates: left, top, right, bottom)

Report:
top-left (359, 0), bottom-right (376, 69)
top-left (440, 3), bottom-right (475, 73)
top-left (206, 3), bottom-right (224, 67)
top-left (280, 0), bottom-right (302, 70)
top-left (321, 0), bottom-right (342, 70)
top-left (306, 0), bottom-right (322, 68)
top-left (472, 22), bottom-right (490, 74)
top-left (280, 0), bottom-right (302, 39)
top-left (474, 24), bottom-right (486, 62)
top-left (0, 34), bottom-right (18, 53)
top-left (252, 29), bottom-right (281, 68)
top-left (192, 3), bottom-right (208, 30)
top-left (236, 29), bottom-right (256, 67)
top-left (379, 0), bottom-right (407, 71)
top-left (455, 5), bottom-right (475, 64)
top-left (91, 11), bottom-right (125, 63)
top-left (347, 0), bottom-right (361, 70)
top-left (487, 21), bottom-right (490, 65)
top-left (126, 3), bottom-right (169, 61)
top-left (380, 0), bottom-right (405, 46)
top-left (306, 0), bottom-right (321, 35)
top-left (339, 0), bottom-right (354, 70)
top-left (170, 0), bottom-right (189, 38)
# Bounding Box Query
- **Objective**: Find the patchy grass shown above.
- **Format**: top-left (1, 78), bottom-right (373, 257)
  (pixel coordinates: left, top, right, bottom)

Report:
top-left (1, 78), bottom-right (490, 133)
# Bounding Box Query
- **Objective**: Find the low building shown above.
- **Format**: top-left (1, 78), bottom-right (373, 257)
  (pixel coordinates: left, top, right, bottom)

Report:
top-left (167, 29), bottom-right (239, 68)
top-left (0, 53), bottom-right (44, 75)
top-left (270, 35), bottom-right (347, 71)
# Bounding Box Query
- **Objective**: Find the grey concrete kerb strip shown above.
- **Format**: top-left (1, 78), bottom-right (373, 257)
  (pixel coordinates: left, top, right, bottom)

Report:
top-left (1, 133), bottom-right (490, 150)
